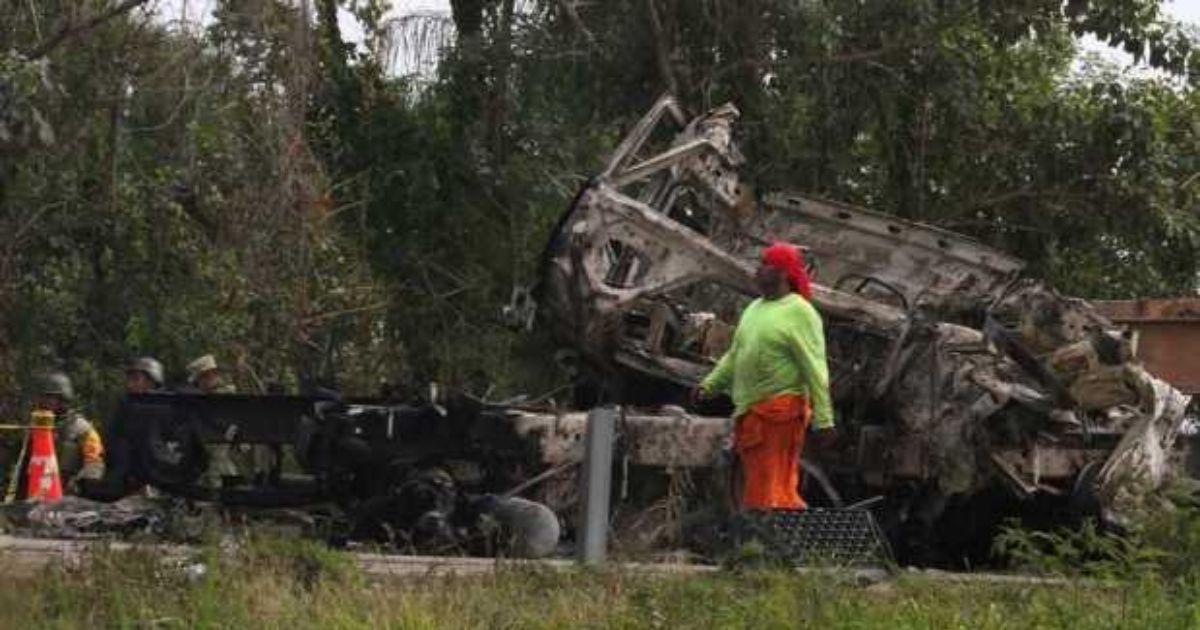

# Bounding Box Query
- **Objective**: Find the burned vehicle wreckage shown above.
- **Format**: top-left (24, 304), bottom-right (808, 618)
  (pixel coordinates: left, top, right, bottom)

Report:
top-left (535, 96), bottom-right (1191, 562)
top-left (74, 96), bottom-right (1189, 566)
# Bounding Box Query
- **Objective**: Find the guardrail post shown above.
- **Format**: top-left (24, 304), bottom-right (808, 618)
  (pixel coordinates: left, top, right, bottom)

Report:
top-left (578, 405), bottom-right (618, 564)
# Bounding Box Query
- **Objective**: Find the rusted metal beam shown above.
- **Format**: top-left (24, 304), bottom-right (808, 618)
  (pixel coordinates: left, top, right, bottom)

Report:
top-left (512, 410), bottom-right (729, 468)
top-left (1093, 299), bottom-right (1200, 394)
top-left (1092, 299), bottom-right (1200, 322)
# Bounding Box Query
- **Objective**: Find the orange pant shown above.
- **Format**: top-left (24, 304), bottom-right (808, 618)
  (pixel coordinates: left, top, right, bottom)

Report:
top-left (734, 394), bottom-right (810, 510)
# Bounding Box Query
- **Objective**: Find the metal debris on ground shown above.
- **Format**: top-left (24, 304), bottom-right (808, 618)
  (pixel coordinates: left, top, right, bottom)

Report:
top-left (0, 496), bottom-right (169, 539)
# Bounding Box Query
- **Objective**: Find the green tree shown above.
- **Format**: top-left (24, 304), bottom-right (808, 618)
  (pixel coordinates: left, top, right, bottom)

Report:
top-left (0, 0), bottom-right (1195, 419)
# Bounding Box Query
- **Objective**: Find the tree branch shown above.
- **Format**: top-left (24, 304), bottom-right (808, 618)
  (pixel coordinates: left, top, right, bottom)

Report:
top-left (968, 186), bottom-right (1035, 209)
top-left (711, 40), bottom-right (922, 83)
top-left (25, 0), bottom-right (152, 60)
top-left (556, 0), bottom-right (595, 46)
top-left (645, 0), bottom-right (679, 96)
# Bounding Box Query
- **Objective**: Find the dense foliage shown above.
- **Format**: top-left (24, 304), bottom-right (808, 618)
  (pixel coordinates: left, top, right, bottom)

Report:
top-left (0, 0), bottom-right (1196, 418)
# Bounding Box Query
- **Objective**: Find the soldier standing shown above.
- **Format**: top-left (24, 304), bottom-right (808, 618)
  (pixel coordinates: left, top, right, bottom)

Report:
top-left (187, 354), bottom-right (245, 488)
top-left (30, 372), bottom-right (105, 493)
top-left (100, 357), bottom-right (166, 495)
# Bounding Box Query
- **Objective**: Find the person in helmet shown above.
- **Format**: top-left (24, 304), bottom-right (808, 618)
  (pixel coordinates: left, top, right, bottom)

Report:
top-left (125, 356), bottom-right (164, 394)
top-left (27, 371), bottom-right (105, 493)
top-left (100, 356), bottom-right (167, 496)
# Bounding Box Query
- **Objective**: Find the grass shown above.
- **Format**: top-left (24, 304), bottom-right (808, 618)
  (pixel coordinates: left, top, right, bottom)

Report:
top-left (0, 535), bottom-right (1198, 629)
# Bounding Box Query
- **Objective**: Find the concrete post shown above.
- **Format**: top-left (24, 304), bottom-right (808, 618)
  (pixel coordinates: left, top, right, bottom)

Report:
top-left (577, 405), bottom-right (618, 564)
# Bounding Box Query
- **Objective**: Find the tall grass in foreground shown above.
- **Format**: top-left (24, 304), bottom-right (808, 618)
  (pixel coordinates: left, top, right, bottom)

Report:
top-left (0, 532), bottom-right (1198, 629)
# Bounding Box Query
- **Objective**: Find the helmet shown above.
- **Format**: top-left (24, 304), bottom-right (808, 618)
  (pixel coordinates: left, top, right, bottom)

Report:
top-left (127, 356), bottom-right (164, 386)
top-left (37, 371), bottom-right (75, 401)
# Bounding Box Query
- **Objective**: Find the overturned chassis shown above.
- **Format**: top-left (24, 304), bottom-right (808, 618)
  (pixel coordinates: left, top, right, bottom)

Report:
top-left (102, 393), bottom-right (563, 556)
top-left (536, 96), bottom-right (1191, 561)
top-left (104, 390), bottom-right (727, 556)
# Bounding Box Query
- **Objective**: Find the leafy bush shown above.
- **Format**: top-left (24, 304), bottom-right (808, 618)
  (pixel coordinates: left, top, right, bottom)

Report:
top-left (993, 518), bottom-right (1165, 579)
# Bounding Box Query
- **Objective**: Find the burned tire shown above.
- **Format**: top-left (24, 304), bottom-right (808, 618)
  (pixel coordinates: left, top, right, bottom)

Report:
top-left (488, 496), bottom-right (561, 558)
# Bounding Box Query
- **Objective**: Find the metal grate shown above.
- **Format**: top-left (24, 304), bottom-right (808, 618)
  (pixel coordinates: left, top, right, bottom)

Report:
top-left (736, 508), bottom-right (893, 567)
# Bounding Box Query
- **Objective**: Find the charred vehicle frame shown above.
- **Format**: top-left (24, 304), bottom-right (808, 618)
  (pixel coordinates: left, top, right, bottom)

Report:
top-left (535, 95), bottom-right (1190, 564)
top-left (79, 96), bottom-right (1191, 567)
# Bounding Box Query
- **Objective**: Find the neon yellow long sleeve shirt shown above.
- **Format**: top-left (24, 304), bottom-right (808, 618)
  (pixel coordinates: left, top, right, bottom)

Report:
top-left (700, 293), bottom-right (834, 429)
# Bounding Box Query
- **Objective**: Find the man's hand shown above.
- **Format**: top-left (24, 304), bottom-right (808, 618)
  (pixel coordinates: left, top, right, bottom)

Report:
top-left (810, 427), bottom-right (838, 450)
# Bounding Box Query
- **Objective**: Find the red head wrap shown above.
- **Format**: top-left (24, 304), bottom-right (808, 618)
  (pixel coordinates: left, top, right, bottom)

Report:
top-left (761, 242), bottom-right (812, 300)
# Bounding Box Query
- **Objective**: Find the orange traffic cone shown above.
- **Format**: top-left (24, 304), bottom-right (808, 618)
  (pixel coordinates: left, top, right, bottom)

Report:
top-left (25, 409), bottom-right (62, 502)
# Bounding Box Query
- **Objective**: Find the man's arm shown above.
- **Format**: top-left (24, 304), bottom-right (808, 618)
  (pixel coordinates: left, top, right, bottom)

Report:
top-left (699, 337), bottom-right (737, 395)
top-left (787, 306), bottom-right (834, 430)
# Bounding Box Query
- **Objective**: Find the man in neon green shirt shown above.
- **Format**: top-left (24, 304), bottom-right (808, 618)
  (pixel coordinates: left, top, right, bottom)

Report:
top-left (697, 242), bottom-right (835, 509)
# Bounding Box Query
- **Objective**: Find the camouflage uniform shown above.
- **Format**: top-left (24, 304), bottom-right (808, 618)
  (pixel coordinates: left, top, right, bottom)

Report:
top-left (188, 354), bottom-right (247, 488)
top-left (203, 427), bottom-right (244, 488)
top-left (56, 411), bottom-right (105, 488)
